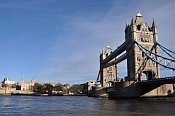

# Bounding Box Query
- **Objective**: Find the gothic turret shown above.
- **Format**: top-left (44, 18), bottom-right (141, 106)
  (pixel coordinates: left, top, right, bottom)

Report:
top-left (131, 17), bottom-right (134, 25)
top-left (125, 11), bottom-right (160, 81)
top-left (130, 17), bottom-right (136, 32)
top-left (100, 46), bottom-right (118, 87)
top-left (125, 22), bottom-right (128, 31)
top-left (152, 18), bottom-right (158, 34)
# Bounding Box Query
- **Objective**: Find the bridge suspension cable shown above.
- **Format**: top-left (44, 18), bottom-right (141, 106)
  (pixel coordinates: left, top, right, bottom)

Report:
top-left (96, 69), bottom-right (101, 81)
top-left (157, 42), bottom-right (175, 60)
top-left (134, 40), bottom-right (175, 71)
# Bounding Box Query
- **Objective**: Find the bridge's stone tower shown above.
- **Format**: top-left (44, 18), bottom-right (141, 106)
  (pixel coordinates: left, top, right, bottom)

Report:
top-left (125, 12), bottom-right (160, 81)
top-left (100, 46), bottom-right (118, 87)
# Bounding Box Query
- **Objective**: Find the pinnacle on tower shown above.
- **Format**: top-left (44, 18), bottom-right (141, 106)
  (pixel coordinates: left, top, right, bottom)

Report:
top-left (152, 18), bottom-right (157, 34)
top-left (125, 22), bottom-right (128, 31)
top-left (131, 17), bottom-right (134, 25)
top-left (125, 22), bottom-right (128, 27)
top-left (135, 11), bottom-right (145, 25)
top-left (101, 49), bottom-right (103, 54)
top-left (152, 18), bottom-right (156, 27)
top-left (136, 11), bottom-right (142, 17)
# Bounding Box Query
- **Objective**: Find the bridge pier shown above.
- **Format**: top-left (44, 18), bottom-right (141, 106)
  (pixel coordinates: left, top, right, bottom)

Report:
top-left (108, 81), bottom-right (175, 99)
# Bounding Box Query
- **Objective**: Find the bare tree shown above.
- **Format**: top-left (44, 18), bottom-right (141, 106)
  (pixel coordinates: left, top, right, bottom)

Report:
top-left (70, 84), bottom-right (83, 94)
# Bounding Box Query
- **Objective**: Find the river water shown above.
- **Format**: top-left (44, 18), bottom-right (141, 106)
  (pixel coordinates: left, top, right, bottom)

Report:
top-left (0, 96), bottom-right (175, 116)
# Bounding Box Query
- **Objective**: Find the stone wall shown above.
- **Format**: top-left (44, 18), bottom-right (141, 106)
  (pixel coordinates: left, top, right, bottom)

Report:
top-left (0, 87), bottom-right (16, 94)
top-left (108, 81), bottom-right (175, 99)
top-left (143, 84), bottom-right (175, 97)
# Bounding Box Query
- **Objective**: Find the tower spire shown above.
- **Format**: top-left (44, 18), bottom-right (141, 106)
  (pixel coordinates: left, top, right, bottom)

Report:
top-left (125, 22), bottom-right (128, 30)
top-left (126, 22), bottom-right (128, 27)
top-left (152, 18), bottom-right (157, 34)
top-left (152, 18), bottom-right (156, 27)
top-left (136, 10), bottom-right (142, 17)
top-left (131, 17), bottom-right (134, 25)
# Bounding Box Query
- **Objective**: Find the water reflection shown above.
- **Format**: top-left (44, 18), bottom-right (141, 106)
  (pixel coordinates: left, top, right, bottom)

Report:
top-left (0, 96), bottom-right (174, 116)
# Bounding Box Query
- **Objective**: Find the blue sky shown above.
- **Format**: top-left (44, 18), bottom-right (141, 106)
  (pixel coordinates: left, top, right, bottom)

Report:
top-left (0, 0), bottom-right (175, 84)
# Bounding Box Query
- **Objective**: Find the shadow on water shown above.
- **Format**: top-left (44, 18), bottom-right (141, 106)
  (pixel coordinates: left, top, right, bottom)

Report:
top-left (117, 97), bottom-right (175, 116)
top-left (96, 97), bottom-right (175, 116)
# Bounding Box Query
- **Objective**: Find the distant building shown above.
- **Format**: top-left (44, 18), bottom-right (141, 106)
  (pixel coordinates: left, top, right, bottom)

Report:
top-left (62, 84), bottom-right (70, 94)
top-left (88, 80), bottom-right (95, 91)
top-left (2, 78), bottom-right (16, 85)
top-left (0, 78), bottom-right (17, 94)
top-left (80, 82), bottom-right (88, 94)
top-left (20, 80), bottom-right (36, 90)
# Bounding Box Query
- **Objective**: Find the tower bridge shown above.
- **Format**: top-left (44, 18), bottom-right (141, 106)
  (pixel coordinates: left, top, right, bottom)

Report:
top-left (90, 12), bottom-right (175, 98)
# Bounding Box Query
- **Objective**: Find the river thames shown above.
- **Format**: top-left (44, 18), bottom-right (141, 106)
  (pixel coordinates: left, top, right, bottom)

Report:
top-left (0, 96), bottom-right (175, 116)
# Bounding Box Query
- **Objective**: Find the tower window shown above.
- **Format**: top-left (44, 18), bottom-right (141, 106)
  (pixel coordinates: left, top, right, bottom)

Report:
top-left (137, 25), bottom-right (141, 30)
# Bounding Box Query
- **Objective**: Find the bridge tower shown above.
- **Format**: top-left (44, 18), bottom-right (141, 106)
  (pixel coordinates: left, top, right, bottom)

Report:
top-left (100, 46), bottom-right (118, 87)
top-left (125, 12), bottom-right (160, 81)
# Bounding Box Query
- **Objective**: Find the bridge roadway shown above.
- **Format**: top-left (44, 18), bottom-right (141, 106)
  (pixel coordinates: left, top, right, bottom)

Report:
top-left (140, 76), bottom-right (175, 85)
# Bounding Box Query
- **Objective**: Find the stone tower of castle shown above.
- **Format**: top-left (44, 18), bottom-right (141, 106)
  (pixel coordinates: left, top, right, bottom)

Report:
top-left (125, 12), bottom-right (160, 81)
top-left (100, 46), bottom-right (118, 87)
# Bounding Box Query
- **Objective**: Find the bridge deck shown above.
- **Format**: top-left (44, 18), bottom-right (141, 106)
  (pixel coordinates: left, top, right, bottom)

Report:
top-left (140, 76), bottom-right (175, 85)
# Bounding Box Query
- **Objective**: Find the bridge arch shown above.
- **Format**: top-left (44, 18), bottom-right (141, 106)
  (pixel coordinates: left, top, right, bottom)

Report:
top-left (106, 81), bottom-right (115, 87)
top-left (142, 70), bottom-right (156, 80)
